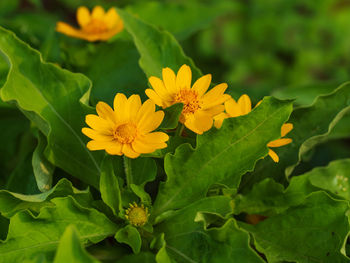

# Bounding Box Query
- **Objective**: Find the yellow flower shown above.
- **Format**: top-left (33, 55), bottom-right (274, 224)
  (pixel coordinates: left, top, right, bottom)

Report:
top-left (56, 6), bottom-right (123, 42)
top-left (145, 64), bottom-right (230, 134)
top-left (214, 94), bottom-right (293, 163)
top-left (82, 93), bottom-right (169, 158)
top-left (125, 202), bottom-right (149, 227)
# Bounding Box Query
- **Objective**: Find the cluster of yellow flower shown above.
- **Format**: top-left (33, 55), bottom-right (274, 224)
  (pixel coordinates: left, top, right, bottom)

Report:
top-left (56, 6), bottom-right (292, 162)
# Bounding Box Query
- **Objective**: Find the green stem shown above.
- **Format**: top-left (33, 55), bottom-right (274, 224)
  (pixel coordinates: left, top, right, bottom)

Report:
top-left (123, 156), bottom-right (133, 188)
top-left (175, 124), bottom-right (184, 137)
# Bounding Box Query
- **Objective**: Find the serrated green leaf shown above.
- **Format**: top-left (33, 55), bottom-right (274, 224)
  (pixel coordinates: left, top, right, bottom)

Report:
top-left (153, 97), bottom-right (293, 216)
top-left (100, 156), bottom-right (122, 216)
top-left (32, 131), bottom-right (54, 192)
top-left (235, 159), bottom-right (350, 216)
top-left (0, 26), bottom-right (102, 188)
top-left (241, 82), bottom-right (350, 190)
top-left (116, 9), bottom-right (201, 79)
top-left (287, 158), bottom-right (350, 201)
top-left (115, 225), bottom-right (141, 254)
top-left (240, 192), bottom-right (350, 263)
top-left (53, 225), bottom-right (100, 263)
top-left (0, 196), bottom-right (119, 263)
top-left (156, 196), bottom-right (263, 262)
top-left (0, 178), bottom-right (91, 218)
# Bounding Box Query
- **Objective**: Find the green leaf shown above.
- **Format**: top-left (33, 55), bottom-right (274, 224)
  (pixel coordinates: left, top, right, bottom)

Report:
top-left (151, 233), bottom-right (173, 263)
top-left (156, 196), bottom-right (263, 262)
top-left (153, 97), bottom-right (293, 216)
top-left (287, 158), bottom-right (350, 201)
top-left (116, 9), bottom-right (202, 79)
top-left (0, 196), bottom-right (119, 263)
top-left (158, 103), bottom-right (183, 130)
top-left (120, 157), bottom-right (157, 188)
top-left (0, 26), bottom-right (102, 188)
top-left (240, 192), bottom-right (350, 263)
top-left (235, 159), bottom-right (350, 217)
top-left (233, 179), bottom-right (288, 216)
top-left (115, 225), bottom-right (141, 254)
top-left (71, 40), bottom-right (147, 106)
top-left (118, 252), bottom-right (156, 263)
top-left (241, 82), bottom-right (350, 190)
top-left (0, 178), bottom-right (91, 218)
top-left (32, 131), bottom-right (54, 192)
top-left (100, 156), bottom-right (122, 216)
top-left (53, 225), bottom-right (100, 263)
top-left (0, 107), bottom-right (30, 178)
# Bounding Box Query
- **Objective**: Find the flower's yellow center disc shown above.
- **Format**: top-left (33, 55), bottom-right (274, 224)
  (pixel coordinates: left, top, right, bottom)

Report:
top-left (127, 207), bottom-right (148, 226)
top-left (174, 89), bottom-right (201, 115)
top-left (114, 123), bottom-right (137, 144)
top-left (83, 19), bottom-right (108, 34)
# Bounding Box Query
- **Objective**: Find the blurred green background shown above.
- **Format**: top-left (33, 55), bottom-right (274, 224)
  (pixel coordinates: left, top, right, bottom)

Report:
top-left (0, 0), bottom-right (349, 192)
top-left (2, 0), bottom-right (350, 102)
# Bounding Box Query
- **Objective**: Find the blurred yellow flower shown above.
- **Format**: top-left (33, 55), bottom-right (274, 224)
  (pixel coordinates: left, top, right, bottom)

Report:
top-left (56, 6), bottom-right (123, 42)
top-left (145, 64), bottom-right (230, 134)
top-left (82, 94), bottom-right (169, 158)
top-left (214, 94), bottom-right (293, 163)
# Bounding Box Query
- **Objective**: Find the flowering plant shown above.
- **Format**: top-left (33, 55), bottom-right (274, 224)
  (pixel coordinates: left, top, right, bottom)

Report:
top-left (0, 2), bottom-right (349, 263)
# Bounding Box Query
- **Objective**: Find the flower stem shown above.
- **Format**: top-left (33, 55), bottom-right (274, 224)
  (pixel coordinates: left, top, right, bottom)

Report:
top-left (175, 124), bottom-right (184, 137)
top-left (123, 156), bottom-right (133, 188)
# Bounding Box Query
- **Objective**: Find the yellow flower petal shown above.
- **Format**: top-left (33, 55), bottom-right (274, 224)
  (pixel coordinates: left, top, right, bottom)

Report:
top-left (214, 112), bottom-right (230, 129)
top-left (91, 6), bottom-right (105, 19)
top-left (281, 123), bottom-right (293, 137)
top-left (149, 76), bottom-right (172, 101)
top-left (87, 140), bottom-right (109, 151)
top-left (162, 67), bottom-right (177, 93)
top-left (85, 114), bottom-right (113, 134)
top-left (105, 141), bottom-right (123, 155)
top-left (267, 138), bottom-right (292, 148)
top-left (225, 98), bottom-right (242, 117)
top-left (132, 140), bottom-right (158, 154)
top-left (76, 6), bottom-right (91, 27)
top-left (96, 102), bottom-right (116, 123)
top-left (268, 149), bottom-right (279, 163)
top-left (176, 64), bottom-right (192, 90)
top-left (82, 128), bottom-right (113, 141)
top-left (113, 93), bottom-right (128, 123)
top-left (139, 132), bottom-right (169, 144)
top-left (145, 89), bottom-right (164, 107)
top-left (238, 94), bottom-right (252, 115)
top-left (192, 74), bottom-right (211, 96)
top-left (104, 7), bottom-right (119, 28)
top-left (122, 144), bottom-right (140, 158)
top-left (136, 99), bottom-right (156, 123)
top-left (201, 83), bottom-right (229, 109)
top-left (56, 22), bottom-right (85, 40)
top-left (127, 95), bottom-right (141, 120)
top-left (203, 105), bottom-right (225, 117)
top-left (138, 111), bottom-right (164, 133)
top-left (184, 111), bottom-right (212, 134)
